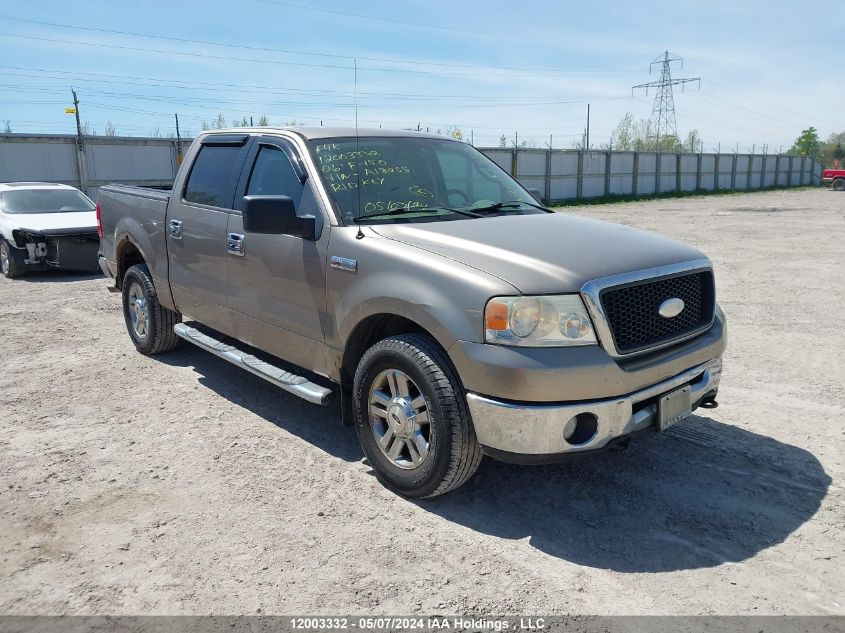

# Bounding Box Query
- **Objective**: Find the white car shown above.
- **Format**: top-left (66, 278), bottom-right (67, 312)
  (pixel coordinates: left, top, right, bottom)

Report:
top-left (0, 182), bottom-right (100, 279)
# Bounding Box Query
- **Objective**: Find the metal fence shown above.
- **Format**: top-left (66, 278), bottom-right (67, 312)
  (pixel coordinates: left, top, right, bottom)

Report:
top-left (0, 133), bottom-right (183, 198)
top-left (0, 133), bottom-right (823, 202)
top-left (482, 148), bottom-right (823, 202)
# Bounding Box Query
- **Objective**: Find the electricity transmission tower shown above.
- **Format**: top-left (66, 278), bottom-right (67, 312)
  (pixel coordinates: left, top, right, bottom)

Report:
top-left (632, 51), bottom-right (700, 149)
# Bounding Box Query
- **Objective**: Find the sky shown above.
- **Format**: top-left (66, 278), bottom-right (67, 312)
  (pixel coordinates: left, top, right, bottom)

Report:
top-left (0, 0), bottom-right (839, 150)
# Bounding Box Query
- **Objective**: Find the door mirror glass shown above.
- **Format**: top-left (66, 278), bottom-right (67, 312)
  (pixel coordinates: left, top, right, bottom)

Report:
top-left (242, 195), bottom-right (316, 240)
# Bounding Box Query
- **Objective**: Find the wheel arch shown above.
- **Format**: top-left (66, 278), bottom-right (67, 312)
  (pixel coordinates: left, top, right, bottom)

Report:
top-left (338, 313), bottom-right (453, 426)
top-left (115, 236), bottom-right (146, 288)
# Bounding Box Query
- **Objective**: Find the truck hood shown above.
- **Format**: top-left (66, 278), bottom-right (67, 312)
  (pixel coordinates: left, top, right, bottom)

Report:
top-left (371, 212), bottom-right (707, 294)
top-left (12, 211), bottom-right (97, 233)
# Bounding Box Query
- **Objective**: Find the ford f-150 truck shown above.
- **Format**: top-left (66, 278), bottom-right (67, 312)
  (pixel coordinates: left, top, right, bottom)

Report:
top-left (98, 127), bottom-right (726, 498)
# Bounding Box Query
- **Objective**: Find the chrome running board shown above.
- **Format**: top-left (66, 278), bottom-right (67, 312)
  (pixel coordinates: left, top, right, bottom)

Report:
top-left (173, 324), bottom-right (332, 405)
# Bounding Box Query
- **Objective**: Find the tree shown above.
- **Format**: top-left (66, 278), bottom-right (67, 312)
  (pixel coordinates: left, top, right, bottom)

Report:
top-left (3, 120), bottom-right (10, 134)
top-left (684, 129), bottom-right (702, 153)
top-left (788, 127), bottom-right (821, 156)
top-left (201, 113), bottom-right (229, 131)
top-left (608, 112), bottom-right (697, 152)
top-left (498, 135), bottom-right (507, 148)
top-left (445, 126), bottom-right (463, 141)
top-left (104, 120), bottom-right (117, 136)
top-left (257, 114), bottom-right (269, 126)
top-left (611, 113), bottom-right (636, 150)
top-left (832, 143), bottom-right (844, 162)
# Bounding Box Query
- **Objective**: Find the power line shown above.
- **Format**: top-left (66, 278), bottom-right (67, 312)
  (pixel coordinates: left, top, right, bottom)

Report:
top-left (0, 65), bottom-right (634, 101)
top-left (0, 31), bottom-right (637, 80)
top-left (255, 0), bottom-right (512, 39)
top-left (0, 83), bottom-right (634, 110)
top-left (632, 51), bottom-right (700, 147)
top-left (0, 15), bottom-right (642, 76)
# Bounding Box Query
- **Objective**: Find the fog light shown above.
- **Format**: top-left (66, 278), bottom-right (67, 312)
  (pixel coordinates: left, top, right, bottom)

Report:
top-left (563, 412), bottom-right (599, 445)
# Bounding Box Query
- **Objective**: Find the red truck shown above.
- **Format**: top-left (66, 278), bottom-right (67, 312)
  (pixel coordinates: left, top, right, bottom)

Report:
top-left (822, 168), bottom-right (845, 191)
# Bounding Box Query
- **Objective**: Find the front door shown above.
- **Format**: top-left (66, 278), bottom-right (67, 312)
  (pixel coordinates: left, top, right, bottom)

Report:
top-left (225, 137), bottom-right (329, 373)
top-left (168, 135), bottom-right (250, 332)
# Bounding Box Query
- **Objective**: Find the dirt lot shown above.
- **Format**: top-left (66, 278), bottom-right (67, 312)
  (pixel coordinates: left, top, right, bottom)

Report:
top-left (1, 188), bottom-right (842, 615)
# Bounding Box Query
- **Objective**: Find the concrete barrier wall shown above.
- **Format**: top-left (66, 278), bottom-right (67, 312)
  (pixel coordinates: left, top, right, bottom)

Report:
top-left (0, 133), bottom-right (823, 202)
top-left (504, 147), bottom-right (822, 202)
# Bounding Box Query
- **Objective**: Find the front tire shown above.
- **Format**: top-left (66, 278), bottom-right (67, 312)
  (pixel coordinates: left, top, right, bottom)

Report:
top-left (121, 263), bottom-right (181, 355)
top-left (0, 241), bottom-right (22, 279)
top-left (833, 178), bottom-right (845, 192)
top-left (353, 333), bottom-right (482, 498)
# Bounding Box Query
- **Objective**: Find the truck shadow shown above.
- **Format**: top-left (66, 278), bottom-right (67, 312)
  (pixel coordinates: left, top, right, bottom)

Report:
top-left (150, 345), bottom-right (831, 573)
top-left (156, 345), bottom-right (363, 463)
top-left (14, 271), bottom-right (103, 283)
top-left (418, 415), bottom-right (831, 573)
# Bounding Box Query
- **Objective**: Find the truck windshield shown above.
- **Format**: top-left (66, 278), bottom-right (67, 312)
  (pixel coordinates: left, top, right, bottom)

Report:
top-left (307, 136), bottom-right (545, 224)
top-left (1, 189), bottom-right (95, 214)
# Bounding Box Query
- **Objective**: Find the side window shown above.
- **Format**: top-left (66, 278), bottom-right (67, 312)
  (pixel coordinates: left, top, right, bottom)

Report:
top-left (435, 147), bottom-right (503, 205)
top-left (246, 145), bottom-right (304, 206)
top-left (184, 145), bottom-right (243, 207)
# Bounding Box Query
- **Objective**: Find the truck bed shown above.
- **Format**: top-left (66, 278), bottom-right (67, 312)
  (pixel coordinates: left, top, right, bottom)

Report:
top-left (97, 183), bottom-right (172, 293)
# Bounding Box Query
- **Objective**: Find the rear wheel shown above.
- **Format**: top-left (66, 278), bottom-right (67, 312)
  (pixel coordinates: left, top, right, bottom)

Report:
top-left (833, 178), bottom-right (845, 192)
top-left (353, 333), bottom-right (482, 498)
top-left (121, 263), bottom-right (181, 355)
top-left (0, 241), bottom-right (21, 279)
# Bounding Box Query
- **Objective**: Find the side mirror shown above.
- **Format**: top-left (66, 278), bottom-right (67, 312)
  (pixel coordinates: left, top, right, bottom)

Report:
top-left (242, 195), bottom-right (316, 240)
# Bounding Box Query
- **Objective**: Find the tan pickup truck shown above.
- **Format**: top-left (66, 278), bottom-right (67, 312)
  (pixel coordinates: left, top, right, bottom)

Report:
top-left (97, 127), bottom-right (726, 497)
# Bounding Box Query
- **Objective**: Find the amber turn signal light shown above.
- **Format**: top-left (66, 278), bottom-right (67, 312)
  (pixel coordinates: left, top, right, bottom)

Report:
top-left (485, 300), bottom-right (509, 331)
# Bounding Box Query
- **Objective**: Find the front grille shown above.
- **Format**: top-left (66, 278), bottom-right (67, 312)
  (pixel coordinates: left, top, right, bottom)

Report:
top-left (600, 270), bottom-right (715, 354)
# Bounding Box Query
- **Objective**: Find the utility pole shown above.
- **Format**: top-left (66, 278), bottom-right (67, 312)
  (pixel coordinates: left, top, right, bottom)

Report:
top-left (174, 113), bottom-right (184, 166)
top-left (632, 51), bottom-right (700, 149)
top-left (585, 104), bottom-right (590, 151)
top-left (544, 134), bottom-right (553, 150)
top-left (470, 129), bottom-right (474, 146)
top-left (250, 116), bottom-right (253, 126)
top-left (71, 88), bottom-right (87, 193)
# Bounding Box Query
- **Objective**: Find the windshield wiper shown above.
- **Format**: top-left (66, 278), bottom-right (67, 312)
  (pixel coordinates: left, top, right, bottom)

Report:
top-left (352, 205), bottom-right (482, 222)
top-left (468, 200), bottom-right (553, 214)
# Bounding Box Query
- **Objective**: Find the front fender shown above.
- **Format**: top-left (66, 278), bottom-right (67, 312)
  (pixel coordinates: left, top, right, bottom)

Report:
top-left (325, 226), bottom-right (517, 380)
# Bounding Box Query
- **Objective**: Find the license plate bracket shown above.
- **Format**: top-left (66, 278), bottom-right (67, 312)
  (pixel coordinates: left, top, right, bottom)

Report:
top-left (658, 385), bottom-right (692, 431)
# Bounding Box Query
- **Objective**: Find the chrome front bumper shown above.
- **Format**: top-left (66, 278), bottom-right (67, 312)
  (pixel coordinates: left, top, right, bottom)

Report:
top-left (467, 356), bottom-right (722, 456)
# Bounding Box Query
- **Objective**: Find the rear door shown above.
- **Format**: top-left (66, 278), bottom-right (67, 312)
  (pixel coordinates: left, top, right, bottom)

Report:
top-left (224, 136), bottom-right (329, 372)
top-left (167, 134), bottom-right (251, 331)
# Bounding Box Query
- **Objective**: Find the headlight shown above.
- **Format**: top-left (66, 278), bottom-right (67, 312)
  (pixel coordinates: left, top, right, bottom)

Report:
top-left (485, 295), bottom-right (597, 347)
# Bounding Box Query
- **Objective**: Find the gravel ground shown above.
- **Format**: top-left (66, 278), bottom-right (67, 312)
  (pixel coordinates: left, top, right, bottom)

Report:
top-left (0, 188), bottom-right (842, 615)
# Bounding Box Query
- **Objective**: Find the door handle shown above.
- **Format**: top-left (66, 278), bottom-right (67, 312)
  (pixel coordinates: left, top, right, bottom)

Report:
top-left (169, 219), bottom-right (183, 240)
top-left (227, 233), bottom-right (245, 256)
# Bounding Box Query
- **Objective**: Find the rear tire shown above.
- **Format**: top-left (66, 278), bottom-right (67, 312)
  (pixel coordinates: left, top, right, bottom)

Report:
top-left (353, 333), bottom-right (482, 498)
top-left (0, 241), bottom-right (21, 279)
top-left (833, 179), bottom-right (845, 192)
top-left (121, 263), bottom-right (181, 355)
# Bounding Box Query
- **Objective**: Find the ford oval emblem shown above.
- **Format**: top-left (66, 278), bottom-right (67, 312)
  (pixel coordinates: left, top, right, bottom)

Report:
top-left (658, 297), bottom-right (685, 318)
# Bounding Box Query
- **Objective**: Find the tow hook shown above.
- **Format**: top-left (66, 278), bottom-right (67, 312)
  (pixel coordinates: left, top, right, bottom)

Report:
top-left (699, 395), bottom-right (719, 409)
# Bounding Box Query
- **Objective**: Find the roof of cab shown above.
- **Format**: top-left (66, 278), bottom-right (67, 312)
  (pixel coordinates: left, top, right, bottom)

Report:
top-left (0, 182), bottom-right (80, 192)
top-left (200, 126), bottom-right (447, 141)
